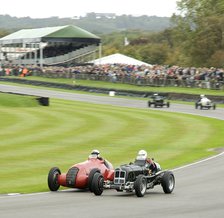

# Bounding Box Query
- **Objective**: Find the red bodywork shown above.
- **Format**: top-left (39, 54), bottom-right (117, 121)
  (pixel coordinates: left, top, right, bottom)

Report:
top-left (57, 158), bottom-right (114, 189)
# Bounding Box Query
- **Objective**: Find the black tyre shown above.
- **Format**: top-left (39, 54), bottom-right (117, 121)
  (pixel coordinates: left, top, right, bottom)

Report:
top-left (161, 171), bottom-right (175, 194)
top-left (48, 167), bottom-right (61, 191)
top-left (88, 168), bottom-right (100, 192)
top-left (92, 172), bottom-right (104, 196)
top-left (148, 101), bottom-right (151, 107)
top-left (134, 175), bottom-right (147, 197)
top-left (195, 102), bottom-right (198, 109)
top-left (116, 188), bottom-right (123, 192)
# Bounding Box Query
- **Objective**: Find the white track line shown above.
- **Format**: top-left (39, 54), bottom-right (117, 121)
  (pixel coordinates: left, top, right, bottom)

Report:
top-left (1, 151), bottom-right (223, 198)
top-left (173, 151), bottom-right (224, 171)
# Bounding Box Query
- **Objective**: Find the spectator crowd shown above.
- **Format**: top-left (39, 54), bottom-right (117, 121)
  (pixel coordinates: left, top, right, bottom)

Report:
top-left (0, 63), bottom-right (223, 90)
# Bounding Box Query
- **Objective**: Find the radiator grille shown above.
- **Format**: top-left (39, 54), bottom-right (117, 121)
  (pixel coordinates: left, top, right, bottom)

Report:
top-left (114, 170), bottom-right (126, 184)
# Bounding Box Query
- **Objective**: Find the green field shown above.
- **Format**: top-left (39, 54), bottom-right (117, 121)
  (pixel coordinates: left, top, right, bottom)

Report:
top-left (4, 75), bottom-right (224, 96)
top-left (0, 92), bottom-right (224, 194)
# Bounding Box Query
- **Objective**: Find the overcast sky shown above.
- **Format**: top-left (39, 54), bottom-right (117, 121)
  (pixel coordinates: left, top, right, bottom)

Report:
top-left (0, 0), bottom-right (178, 18)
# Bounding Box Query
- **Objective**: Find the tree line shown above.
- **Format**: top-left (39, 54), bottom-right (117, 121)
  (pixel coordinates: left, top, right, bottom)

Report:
top-left (101, 0), bottom-right (224, 68)
top-left (0, 14), bottom-right (171, 34)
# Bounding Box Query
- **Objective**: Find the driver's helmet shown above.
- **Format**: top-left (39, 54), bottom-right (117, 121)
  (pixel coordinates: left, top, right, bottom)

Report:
top-left (200, 94), bottom-right (205, 98)
top-left (154, 93), bottom-right (158, 96)
top-left (89, 149), bottom-right (100, 159)
top-left (136, 150), bottom-right (147, 160)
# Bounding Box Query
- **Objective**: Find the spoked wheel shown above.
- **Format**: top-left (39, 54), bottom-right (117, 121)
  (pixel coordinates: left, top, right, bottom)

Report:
top-left (92, 172), bottom-right (104, 196)
top-left (48, 167), bottom-right (61, 191)
top-left (134, 175), bottom-right (147, 197)
top-left (161, 171), bottom-right (175, 194)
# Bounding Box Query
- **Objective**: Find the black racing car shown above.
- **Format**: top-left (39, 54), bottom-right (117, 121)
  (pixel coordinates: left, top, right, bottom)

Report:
top-left (91, 159), bottom-right (175, 197)
top-left (148, 94), bottom-right (170, 108)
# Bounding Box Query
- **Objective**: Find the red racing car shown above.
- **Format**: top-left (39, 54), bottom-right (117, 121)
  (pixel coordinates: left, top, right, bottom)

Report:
top-left (48, 150), bottom-right (114, 191)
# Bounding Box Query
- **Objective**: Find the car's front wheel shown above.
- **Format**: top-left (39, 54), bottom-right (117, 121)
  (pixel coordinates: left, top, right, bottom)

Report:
top-left (134, 175), bottom-right (147, 197)
top-left (161, 171), bottom-right (175, 194)
top-left (48, 167), bottom-right (61, 191)
top-left (92, 172), bottom-right (104, 196)
top-left (88, 168), bottom-right (100, 192)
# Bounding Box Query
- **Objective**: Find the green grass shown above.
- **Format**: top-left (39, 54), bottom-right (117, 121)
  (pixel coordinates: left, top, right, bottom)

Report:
top-left (4, 75), bottom-right (224, 96)
top-left (0, 93), bottom-right (224, 194)
top-left (1, 76), bottom-right (224, 109)
top-left (0, 92), bottom-right (39, 107)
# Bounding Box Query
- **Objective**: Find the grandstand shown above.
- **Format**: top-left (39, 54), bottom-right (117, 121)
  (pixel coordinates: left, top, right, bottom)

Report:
top-left (0, 25), bottom-right (101, 67)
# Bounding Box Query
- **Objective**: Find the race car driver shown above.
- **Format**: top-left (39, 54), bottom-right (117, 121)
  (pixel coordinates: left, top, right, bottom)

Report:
top-left (89, 149), bottom-right (103, 160)
top-left (136, 150), bottom-right (160, 174)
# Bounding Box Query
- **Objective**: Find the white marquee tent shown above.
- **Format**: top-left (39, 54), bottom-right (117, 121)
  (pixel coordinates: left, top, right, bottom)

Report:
top-left (90, 53), bottom-right (152, 66)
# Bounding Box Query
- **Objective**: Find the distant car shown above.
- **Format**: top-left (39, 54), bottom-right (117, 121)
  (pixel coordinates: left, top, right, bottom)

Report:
top-left (195, 96), bottom-right (216, 110)
top-left (48, 156), bottom-right (114, 192)
top-left (91, 159), bottom-right (175, 197)
top-left (148, 94), bottom-right (170, 108)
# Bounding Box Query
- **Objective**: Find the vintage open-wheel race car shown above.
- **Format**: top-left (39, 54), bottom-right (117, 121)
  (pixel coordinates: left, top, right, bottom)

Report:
top-left (195, 95), bottom-right (216, 110)
top-left (148, 93), bottom-right (170, 108)
top-left (48, 153), bottom-right (114, 192)
top-left (91, 159), bottom-right (175, 197)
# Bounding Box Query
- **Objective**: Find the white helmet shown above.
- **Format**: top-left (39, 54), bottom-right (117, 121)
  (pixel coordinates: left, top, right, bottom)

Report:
top-left (91, 149), bottom-right (100, 155)
top-left (91, 149), bottom-right (100, 156)
top-left (136, 150), bottom-right (147, 160)
top-left (89, 149), bottom-right (100, 158)
top-left (200, 94), bottom-right (205, 98)
top-left (89, 149), bottom-right (100, 159)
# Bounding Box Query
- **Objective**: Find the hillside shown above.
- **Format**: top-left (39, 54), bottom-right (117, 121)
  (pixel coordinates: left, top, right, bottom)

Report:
top-left (0, 14), bottom-right (171, 34)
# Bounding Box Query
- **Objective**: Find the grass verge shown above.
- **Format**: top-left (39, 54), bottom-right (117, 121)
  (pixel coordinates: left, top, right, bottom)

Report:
top-left (0, 92), bottom-right (39, 107)
top-left (3, 75), bottom-right (224, 96)
top-left (0, 95), bottom-right (224, 193)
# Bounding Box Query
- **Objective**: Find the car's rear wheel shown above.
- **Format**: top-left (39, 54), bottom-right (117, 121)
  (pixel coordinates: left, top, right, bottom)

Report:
top-left (134, 175), bottom-right (147, 197)
top-left (88, 168), bottom-right (100, 192)
top-left (116, 188), bottom-right (123, 192)
top-left (195, 102), bottom-right (198, 109)
top-left (161, 171), bottom-right (175, 194)
top-left (48, 167), bottom-right (61, 191)
top-left (92, 172), bottom-right (104, 196)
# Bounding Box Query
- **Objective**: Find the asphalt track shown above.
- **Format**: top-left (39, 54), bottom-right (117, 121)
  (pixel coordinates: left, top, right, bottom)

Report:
top-left (0, 84), bottom-right (224, 218)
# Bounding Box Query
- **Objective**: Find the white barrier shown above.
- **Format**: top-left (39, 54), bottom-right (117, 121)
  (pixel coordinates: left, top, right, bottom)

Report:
top-left (109, 91), bottom-right (115, 96)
